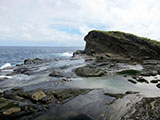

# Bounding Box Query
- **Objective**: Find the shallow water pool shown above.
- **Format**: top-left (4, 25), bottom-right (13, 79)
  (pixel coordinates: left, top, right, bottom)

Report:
top-left (66, 75), bottom-right (160, 97)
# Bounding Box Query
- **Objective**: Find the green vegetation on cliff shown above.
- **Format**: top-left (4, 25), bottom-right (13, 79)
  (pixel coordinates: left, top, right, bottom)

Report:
top-left (92, 30), bottom-right (160, 45)
top-left (84, 30), bottom-right (160, 59)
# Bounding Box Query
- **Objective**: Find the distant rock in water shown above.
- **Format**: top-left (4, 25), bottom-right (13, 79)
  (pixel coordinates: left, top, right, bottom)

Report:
top-left (24, 58), bottom-right (44, 65)
top-left (84, 30), bottom-right (160, 59)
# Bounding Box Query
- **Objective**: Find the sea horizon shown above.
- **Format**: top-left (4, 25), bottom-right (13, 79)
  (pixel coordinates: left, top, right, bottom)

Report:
top-left (0, 46), bottom-right (84, 67)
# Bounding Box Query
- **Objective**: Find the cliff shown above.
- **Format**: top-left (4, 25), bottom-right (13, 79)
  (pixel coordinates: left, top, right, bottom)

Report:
top-left (84, 30), bottom-right (160, 59)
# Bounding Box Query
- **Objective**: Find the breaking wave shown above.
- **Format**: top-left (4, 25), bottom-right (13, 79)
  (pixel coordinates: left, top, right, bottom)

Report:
top-left (0, 63), bottom-right (11, 69)
top-left (0, 75), bottom-right (12, 79)
top-left (61, 52), bottom-right (73, 57)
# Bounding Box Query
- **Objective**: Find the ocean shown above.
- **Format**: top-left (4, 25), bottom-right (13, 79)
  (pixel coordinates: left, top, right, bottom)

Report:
top-left (0, 46), bottom-right (84, 67)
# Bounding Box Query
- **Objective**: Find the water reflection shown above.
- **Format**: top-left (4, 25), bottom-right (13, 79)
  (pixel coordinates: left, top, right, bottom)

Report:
top-left (66, 75), bottom-right (160, 97)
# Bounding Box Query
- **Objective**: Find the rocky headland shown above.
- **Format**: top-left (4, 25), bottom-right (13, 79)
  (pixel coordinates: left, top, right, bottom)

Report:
top-left (84, 30), bottom-right (160, 60)
top-left (1, 30), bottom-right (160, 120)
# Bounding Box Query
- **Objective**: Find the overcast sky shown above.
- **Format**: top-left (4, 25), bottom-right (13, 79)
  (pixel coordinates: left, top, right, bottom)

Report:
top-left (0, 0), bottom-right (160, 46)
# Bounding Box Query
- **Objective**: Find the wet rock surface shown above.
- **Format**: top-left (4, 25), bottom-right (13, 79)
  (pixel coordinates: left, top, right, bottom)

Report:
top-left (121, 97), bottom-right (160, 120)
top-left (1, 30), bottom-right (160, 120)
top-left (0, 87), bottom-right (90, 120)
top-left (0, 55), bottom-right (160, 120)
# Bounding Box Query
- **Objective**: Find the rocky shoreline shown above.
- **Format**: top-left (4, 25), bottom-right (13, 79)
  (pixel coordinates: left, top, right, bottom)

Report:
top-left (1, 30), bottom-right (160, 120)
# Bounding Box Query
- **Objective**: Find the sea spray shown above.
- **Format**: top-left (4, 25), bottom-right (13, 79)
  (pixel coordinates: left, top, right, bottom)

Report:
top-left (0, 75), bottom-right (12, 79)
top-left (0, 63), bottom-right (11, 69)
top-left (61, 52), bottom-right (73, 57)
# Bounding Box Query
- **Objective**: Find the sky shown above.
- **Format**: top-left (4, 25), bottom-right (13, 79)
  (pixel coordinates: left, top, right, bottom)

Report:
top-left (0, 0), bottom-right (160, 46)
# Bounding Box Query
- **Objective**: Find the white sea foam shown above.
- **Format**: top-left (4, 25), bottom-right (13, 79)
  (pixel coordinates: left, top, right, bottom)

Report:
top-left (0, 63), bottom-right (11, 69)
top-left (61, 52), bottom-right (73, 57)
top-left (0, 75), bottom-right (12, 79)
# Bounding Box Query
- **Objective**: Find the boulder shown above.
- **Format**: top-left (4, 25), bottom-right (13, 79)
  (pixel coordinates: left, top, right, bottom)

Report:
top-left (49, 70), bottom-right (64, 77)
top-left (84, 30), bottom-right (160, 60)
top-left (150, 80), bottom-right (160, 84)
top-left (31, 90), bottom-right (46, 102)
top-left (156, 83), bottom-right (160, 88)
top-left (128, 79), bottom-right (137, 84)
top-left (75, 66), bottom-right (105, 77)
top-left (3, 106), bottom-right (21, 115)
top-left (132, 76), bottom-right (137, 79)
top-left (136, 77), bottom-right (149, 83)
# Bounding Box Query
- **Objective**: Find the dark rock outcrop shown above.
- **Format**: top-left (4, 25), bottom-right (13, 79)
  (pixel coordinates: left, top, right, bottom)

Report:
top-left (150, 80), bottom-right (160, 84)
top-left (117, 69), bottom-right (140, 75)
top-left (24, 58), bottom-right (44, 65)
top-left (73, 50), bottom-right (85, 57)
top-left (13, 67), bottom-right (30, 75)
top-left (136, 77), bottom-right (149, 83)
top-left (156, 83), bottom-right (160, 88)
top-left (49, 70), bottom-right (64, 77)
top-left (128, 79), bottom-right (137, 84)
top-left (84, 30), bottom-right (160, 59)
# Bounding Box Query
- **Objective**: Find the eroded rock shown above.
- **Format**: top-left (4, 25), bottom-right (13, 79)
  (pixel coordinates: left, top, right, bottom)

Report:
top-left (31, 90), bottom-right (47, 102)
top-left (121, 97), bottom-right (160, 120)
top-left (75, 66), bottom-right (105, 77)
top-left (84, 30), bottom-right (160, 60)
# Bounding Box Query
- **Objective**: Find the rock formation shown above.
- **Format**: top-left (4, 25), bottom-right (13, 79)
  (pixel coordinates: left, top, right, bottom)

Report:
top-left (84, 30), bottom-right (160, 59)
